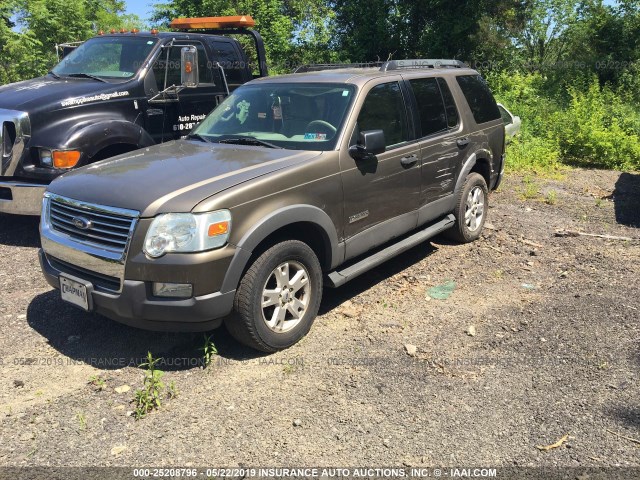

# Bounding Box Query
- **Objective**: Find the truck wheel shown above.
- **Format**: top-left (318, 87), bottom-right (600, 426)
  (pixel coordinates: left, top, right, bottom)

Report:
top-left (447, 173), bottom-right (489, 243)
top-left (225, 240), bottom-right (323, 352)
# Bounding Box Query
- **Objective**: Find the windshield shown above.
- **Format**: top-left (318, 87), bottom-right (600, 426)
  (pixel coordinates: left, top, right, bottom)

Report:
top-left (52, 36), bottom-right (159, 79)
top-left (192, 83), bottom-right (357, 151)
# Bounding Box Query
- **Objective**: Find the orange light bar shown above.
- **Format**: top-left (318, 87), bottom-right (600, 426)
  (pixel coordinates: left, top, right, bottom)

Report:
top-left (98, 30), bottom-right (104, 35)
top-left (208, 221), bottom-right (229, 237)
top-left (110, 28), bottom-right (116, 34)
top-left (53, 150), bottom-right (81, 169)
top-left (120, 28), bottom-right (127, 33)
top-left (150, 28), bottom-right (159, 35)
top-left (170, 15), bottom-right (255, 30)
top-left (131, 28), bottom-right (139, 34)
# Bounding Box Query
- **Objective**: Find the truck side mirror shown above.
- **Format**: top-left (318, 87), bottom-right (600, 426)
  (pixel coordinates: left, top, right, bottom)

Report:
top-left (180, 46), bottom-right (199, 88)
top-left (349, 130), bottom-right (386, 160)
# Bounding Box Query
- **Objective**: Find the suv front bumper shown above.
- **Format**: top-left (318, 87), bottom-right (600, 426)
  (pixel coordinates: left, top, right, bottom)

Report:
top-left (0, 180), bottom-right (46, 215)
top-left (39, 249), bottom-right (235, 331)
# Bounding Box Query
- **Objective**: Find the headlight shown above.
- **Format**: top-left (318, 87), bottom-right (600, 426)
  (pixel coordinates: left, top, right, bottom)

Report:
top-left (143, 210), bottom-right (231, 258)
top-left (40, 149), bottom-right (53, 167)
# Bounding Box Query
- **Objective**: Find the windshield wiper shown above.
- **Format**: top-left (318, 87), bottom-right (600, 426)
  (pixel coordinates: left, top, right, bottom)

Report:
top-left (48, 71), bottom-right (61, 79)
top-left (187, 133), bottom-right (211, 143)
top-left (218, 137), bottom-right (283, 149)
top-left (66, 73), bottom-right (107, 83)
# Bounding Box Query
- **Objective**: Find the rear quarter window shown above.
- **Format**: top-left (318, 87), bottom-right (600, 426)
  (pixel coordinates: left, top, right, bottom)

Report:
top-left (456, 75), bottom-right (501, 125)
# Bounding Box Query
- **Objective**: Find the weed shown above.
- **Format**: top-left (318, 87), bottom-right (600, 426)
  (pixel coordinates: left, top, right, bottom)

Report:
top-left (595, 198), bottom-right (603, 208)
top-left (88, 375), bottom-right (106, 391)
top-left (200, 334), bottom-right (218, 368)
top-left (545, 190), bottom-right (558, 205)
top-left (520, 176), bottom-right (540, 199)
top-left (282, 364), bottom-right (297, 375)
top-left (133, 352), bottom-right (165, 420)
top-left (76, 412), bottom-right (87, 431)
top-left (167, 381), bottom-right (178, 399)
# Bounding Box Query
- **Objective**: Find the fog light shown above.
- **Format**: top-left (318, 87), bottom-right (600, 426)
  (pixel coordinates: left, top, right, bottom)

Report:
top-left (153, 282), bottom-right (193, 298)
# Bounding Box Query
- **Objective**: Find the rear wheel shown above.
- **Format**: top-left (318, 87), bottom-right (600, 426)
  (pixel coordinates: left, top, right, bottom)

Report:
top-left (225, 240), bottom-right (323, 352)
top-left (447, 172), bottom-right (489, 243)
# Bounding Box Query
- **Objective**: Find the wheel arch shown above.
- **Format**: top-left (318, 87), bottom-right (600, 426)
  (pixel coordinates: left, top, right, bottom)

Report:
top-left (220, 205), bottom-right (342, 293)
top-left (454, 150), bottom-right (492, 196)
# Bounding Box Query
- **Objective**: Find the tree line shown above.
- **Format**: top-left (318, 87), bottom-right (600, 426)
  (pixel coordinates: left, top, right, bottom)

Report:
top-left (1, 0), bottom-right (638, 169)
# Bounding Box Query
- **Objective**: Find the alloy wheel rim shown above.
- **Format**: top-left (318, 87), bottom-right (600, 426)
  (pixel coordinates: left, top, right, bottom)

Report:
top-left (261, 261), bottom-right (310, 333)
top-left (465, 186), bottom-right (485, 232)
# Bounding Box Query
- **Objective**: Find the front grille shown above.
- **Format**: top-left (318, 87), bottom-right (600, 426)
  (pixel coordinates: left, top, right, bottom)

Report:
top-left (48, 256), bottom-right (121, 292)
top-left (49, 198), bottom-right (136, 256)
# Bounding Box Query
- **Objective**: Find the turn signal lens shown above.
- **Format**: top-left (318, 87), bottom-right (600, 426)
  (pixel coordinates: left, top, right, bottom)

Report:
top-left (208, 221), bottom-right (229, 237)
top-left (52, 150), bottom-right (81, 168)
top-left (185, 61), bottom-right (192, 73)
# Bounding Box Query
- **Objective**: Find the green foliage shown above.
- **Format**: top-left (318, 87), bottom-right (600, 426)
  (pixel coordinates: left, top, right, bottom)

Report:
top-left (133, 352), bottom-right (165, 419)
top-left (494, 72), bottom-right (640, 172)
top-left (151, 0), bottom-right (338, 73)
top-left (200, 334), bottom-right (218, 368)
top-left (0, 0), bottom-right (142, 83)
top-left (554, 80), bottom-right (640, 170)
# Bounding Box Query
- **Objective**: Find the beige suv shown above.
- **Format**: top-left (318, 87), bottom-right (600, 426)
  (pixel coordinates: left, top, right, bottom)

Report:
top-left (39, 59), bottom-right (506, 352)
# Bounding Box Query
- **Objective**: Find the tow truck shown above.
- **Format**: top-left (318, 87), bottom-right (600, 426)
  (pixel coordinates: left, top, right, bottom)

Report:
top-left (0, 15), bottom-right (267, 215)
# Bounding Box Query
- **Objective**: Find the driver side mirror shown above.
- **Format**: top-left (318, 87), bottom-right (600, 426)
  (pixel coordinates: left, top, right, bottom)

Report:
top-left (180, 46), bottom-right (199, 88)
top-left (349, 130), bottom-right (386, 160)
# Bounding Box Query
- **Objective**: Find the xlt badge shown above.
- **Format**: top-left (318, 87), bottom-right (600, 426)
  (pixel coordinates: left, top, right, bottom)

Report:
top-left (349, 210), bottom-right (369, 224)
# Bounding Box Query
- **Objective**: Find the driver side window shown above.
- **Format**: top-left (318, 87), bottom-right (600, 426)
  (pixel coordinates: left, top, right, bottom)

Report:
top-left (152, 42), bottom-right (213, 91)
top-left (354, 82), bottom-right (409, 148)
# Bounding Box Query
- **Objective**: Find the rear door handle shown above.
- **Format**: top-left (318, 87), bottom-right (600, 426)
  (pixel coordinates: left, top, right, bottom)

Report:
top-left (401, 154), bottom-right (418, 167)
top-left (457, 137), bottom-right (470, 148)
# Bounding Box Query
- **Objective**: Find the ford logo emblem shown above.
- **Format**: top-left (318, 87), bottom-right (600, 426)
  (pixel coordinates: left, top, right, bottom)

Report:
top-left (72, 216), bottom-right (92, 230)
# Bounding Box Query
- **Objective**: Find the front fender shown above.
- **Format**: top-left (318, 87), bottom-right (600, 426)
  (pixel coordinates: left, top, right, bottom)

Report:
top-left (220, 205), bottom-right (342, 293)
top-left (66, 120), bottom-right (155, 159)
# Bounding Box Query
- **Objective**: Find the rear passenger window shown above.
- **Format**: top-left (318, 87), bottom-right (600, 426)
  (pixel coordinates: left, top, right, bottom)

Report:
top-left (456, 75), bottom-right (501, 124)
top-left (210, 41), bottom-right (246, 88)
top-left (356, 82), bottom-right (409, 148)
top-left (437, 78), bottom-right (459, 128)
top-left (409, 78), bottom-right (447, 137)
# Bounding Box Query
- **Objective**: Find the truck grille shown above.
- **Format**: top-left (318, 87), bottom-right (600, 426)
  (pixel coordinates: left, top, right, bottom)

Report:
top-left (49, 198), bottom-right (137, 256)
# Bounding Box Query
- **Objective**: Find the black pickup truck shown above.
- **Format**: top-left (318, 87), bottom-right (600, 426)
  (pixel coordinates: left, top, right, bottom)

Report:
top-left (0, 15), bottom-right (267, 215)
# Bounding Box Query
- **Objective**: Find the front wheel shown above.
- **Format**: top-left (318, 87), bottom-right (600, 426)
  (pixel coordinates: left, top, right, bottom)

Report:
top-left (446, 172), bottom-right (489, 243)
top-left (225, 240), bottom-right (323, 352)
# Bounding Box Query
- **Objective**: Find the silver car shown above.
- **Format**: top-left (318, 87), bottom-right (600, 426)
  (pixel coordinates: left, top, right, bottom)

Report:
top-left (498, 103), bottom-right (521, 141)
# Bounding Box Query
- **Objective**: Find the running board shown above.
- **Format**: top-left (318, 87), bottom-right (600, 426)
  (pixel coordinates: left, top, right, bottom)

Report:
top-left (326, 214), bottom-right (455, 288)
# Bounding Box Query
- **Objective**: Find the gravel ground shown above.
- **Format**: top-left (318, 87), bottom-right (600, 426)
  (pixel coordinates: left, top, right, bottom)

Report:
top-left (0, 169), bottom-right (638, 475)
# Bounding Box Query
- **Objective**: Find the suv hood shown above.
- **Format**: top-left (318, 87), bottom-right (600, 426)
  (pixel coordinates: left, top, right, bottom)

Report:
top-left (0, 76), bottom-right (131, 114)
top-left (47, 140), bottom-right (321, 217)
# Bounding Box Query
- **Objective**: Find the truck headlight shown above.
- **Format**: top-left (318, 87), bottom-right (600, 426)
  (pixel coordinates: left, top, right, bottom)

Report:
top-left (143, 210), bottom-right (231, 258)
top-left (40, 149), bottom-right (53, 167)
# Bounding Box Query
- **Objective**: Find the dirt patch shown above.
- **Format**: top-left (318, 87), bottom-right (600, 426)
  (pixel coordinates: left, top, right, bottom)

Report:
top-left (0, 168), bottom-right (638, 469)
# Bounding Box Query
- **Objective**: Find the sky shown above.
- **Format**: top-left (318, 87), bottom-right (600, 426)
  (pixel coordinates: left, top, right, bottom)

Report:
top-left (124, 0), bottom-right (153, 23)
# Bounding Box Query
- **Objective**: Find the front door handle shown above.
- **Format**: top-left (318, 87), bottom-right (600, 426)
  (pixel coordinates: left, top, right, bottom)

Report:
top-left (401, 154), bottom-right (418, 167)
top-left (457, 137), bottom-right (470, 148)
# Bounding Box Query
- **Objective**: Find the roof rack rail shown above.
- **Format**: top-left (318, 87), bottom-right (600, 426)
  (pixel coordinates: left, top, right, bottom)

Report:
top-left (294, 62), bottom-right (384, 73)
top-left (380, 59), bottom-right (467, 71)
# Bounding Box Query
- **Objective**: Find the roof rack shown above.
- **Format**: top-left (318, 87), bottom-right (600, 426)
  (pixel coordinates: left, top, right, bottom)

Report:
top-left (294, 62), bottom-right (384, 73)
top-left (380, 59), bottom-right (467, 71)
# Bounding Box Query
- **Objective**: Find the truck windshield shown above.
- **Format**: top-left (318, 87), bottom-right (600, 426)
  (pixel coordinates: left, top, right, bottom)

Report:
top-left (52, 36), bottom-right (159, 80)
top-left (192, 83), bottom-right (357, 151)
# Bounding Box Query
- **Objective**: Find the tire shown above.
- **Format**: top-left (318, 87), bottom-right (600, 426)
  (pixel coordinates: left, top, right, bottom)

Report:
top-left (446, 172), bottom-right (489, 243)
top-left (224, 240), bottom-right (323, 352)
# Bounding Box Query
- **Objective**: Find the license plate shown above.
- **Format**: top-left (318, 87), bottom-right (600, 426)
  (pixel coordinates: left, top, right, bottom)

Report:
top-left (59, 275), bottom-right (92, 311)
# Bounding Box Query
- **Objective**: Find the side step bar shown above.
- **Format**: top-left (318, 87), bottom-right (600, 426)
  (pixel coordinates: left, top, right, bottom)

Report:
top-left (326, 214), bottom-right (456, 288)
